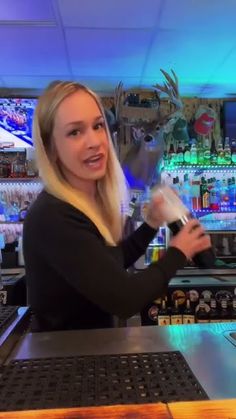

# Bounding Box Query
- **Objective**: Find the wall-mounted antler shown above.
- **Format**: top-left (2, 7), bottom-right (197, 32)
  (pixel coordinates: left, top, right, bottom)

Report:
top-left (113, 81), bottom-right (124, 122)
top-left (153, 69), bottom-right (183, 111)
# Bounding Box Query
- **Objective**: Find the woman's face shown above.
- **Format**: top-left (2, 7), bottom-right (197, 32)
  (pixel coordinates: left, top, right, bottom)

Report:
top-left (52, 90), bottom-right (109, 194)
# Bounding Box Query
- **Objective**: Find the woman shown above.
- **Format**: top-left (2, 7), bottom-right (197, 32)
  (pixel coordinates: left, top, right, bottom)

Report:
top-left (23, 81), bottom-right (211, 332)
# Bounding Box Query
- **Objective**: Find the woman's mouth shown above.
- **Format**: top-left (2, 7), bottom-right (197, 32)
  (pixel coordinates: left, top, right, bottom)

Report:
top-left (84, 154), bottom-right (105, 170)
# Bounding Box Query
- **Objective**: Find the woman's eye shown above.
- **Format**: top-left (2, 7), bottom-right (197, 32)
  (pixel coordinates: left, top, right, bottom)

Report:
top-left (68, 129), bottom-right (80, 137)
top-left (94, 122), bottom-right (105, 130)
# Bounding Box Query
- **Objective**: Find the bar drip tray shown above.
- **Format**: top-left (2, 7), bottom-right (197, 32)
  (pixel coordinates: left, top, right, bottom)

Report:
top-left (224, 331), bottom-right (236, 347)
top-left (0, 351), bottom-right (208, 412)
top-left (0, 306), bottom-right (19, 335)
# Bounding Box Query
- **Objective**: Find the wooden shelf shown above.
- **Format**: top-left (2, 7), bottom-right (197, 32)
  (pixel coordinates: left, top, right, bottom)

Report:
top-left (120, 105), bottom-right (159, 120)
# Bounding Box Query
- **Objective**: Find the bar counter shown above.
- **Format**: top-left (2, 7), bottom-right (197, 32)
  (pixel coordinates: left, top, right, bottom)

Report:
top-left (7, 322), bottom-right (236, 400)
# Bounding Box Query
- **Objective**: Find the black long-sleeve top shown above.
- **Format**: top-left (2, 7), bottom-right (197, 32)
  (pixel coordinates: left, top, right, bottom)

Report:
top-left (23, 190), bottom-right (186, 331)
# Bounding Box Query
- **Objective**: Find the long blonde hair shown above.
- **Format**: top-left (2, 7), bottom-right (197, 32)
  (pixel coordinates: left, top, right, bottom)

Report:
top-left (33, 81), bottom-right (129, 245)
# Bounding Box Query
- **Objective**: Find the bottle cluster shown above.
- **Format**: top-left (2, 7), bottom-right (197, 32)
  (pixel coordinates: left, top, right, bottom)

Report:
top-left (0, 182), bottom-right (42, 222)
top-left (0, 150), bottom-right (38, 179)
top-left (171, 174), bottom-right (236, 212)
top-left (164, 136), bottom-right (236, 167)
top-left (147, 298), bottom-right (236, 326)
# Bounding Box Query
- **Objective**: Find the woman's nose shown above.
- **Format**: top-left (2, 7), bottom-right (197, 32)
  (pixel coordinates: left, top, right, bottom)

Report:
top-left (86, 128), bottom-right (101, 148)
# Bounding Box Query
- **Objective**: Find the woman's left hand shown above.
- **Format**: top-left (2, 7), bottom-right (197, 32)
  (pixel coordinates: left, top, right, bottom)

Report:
top-left (142, 194), bottom-right (165, 230)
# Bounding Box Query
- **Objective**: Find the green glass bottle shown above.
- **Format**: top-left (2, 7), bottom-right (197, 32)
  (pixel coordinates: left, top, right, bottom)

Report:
top-left (203, 138), bottom-right (211, 166)
top-left (210, 138), bottom-right (218, 165)
top-left (224, 137), bottom-right (232, 165)
top-left (217, 140), bottom-right (224, 165)
top-left (190, 139), bottom-right (198, 165)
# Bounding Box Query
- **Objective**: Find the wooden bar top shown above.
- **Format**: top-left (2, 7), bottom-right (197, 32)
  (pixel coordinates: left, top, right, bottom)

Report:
top-left (1, 400), bottom-right (236, 418)
top-left (168, 398), bottom-right (236, 419)
top-left (0, 403), bottom-right (170, 419)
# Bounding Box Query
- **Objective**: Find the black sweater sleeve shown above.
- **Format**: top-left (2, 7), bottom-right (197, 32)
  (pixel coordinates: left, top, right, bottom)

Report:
top-left (32, 202), bottom-right (186, 319)
top-left (119, 222), bottom-right (158, 268)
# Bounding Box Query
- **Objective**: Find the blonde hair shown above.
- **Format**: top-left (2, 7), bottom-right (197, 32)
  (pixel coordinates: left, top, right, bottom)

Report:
top-left (33, 81), bottom-right (129, 245)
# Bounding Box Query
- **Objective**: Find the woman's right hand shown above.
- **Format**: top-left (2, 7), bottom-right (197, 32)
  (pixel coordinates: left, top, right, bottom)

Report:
top-left (169, 219), bottom-right (211, 260)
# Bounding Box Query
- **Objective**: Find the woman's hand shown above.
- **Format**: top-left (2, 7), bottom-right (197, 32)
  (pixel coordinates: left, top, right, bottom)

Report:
top-left (142, 194), bottom-right (166, 230)
top-left (169, 219), bottom-right (212, 259)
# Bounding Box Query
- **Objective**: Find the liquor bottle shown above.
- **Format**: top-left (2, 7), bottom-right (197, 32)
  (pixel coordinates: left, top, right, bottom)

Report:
top-left (228, 177), bottom-right (236, 208)
top-left (197, 137), bottom-right (205, 166)
top-left (200, 177), bottom-right (210, 209)
top-left (217, 140), bottom-right (224, 165)
top-left (3, 156), bottom-right (11, 178)
top-left (26, 148), bottom-right (38, 177)
top-left (176, 141), bottom-right (184, 165)
top-left (19, 201), bottom-right (30, 221)
top-left (183, 299), bottom-right (195, 324)
top-left (158, 299), bottom-right (170, 326)
top-left (231, 139), bottom-right (236, 164)
top-left (209, 178), bottom-right (219, 211)
top-left (220, 299), bottom-right (231, 322)
top-left (228, 178), bottom-right (232, 208)
top-left (168, 140), bottom-right (176, 166)
top-left (231, 177), bottom-right (236, 207)
top-left (0, 155), bottom-right (4, 178)
top-left (196, 299), bottom-right (209, 323)
top-left (190, 139), bottom-right (198, 165)
top-left (203, 138), bottom-right (211, 166)
top-left (0, 242), bottom-right (5, 305)
top-left (191, 175), bottom-right (201, 211)
top-left (182, 174), bottom-right (192, 211)
top-left (207, 178), bottom-right (213, 193)
top-left (224, 137), bottom-right (232, 165)
top-left (11, 152), bottom-right (26, 178)
top-left (183, 140), bottom-right (191, 165)
top-left (233, 237), bottom-right (236, 255)
top-left (209, 299), bottom-right (220, 323)
top-left (170, 299), bottom-right (182, 325)
top-left (230, 298), bottom-right (236, 322)
top-left (222, 237), bottom-right (231, 256)
top-left (220, 179), bottom-right (230, 211)
top-left (210, 138), bottom-right (218, 165)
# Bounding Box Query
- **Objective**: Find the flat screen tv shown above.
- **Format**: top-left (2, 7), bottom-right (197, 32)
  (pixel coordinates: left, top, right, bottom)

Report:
top-left (223, 100), bottom-right (236, 141)
top-left (0, 98), bottom-right (37, 147)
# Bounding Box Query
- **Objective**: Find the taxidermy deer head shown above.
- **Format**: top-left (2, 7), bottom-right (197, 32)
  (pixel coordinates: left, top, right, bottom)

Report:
top-left (110, 69), bottom-right (184, 189)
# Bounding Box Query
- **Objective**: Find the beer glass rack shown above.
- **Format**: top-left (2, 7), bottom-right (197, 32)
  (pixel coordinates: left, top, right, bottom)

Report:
top-left (0, 305), bottom-right (19, 335)
top-left (0, 351), bottom-right (208, 411)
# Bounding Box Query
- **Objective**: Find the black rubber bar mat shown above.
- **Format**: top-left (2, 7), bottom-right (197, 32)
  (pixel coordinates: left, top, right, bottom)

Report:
top-left (0, 351), bottom-right (208, 411)
top-left (0, 306), bottom-right (18, 335)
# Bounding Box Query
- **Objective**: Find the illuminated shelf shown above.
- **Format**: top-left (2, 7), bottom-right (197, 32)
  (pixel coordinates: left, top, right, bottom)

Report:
top-left (0, 177), bottom-right (41, 182)
top-left (0, 147), bottom-right (27, 153)
top-left (207, 230), bottom-right (236, 234)
top-left (0, 221), bottom-right (23, 224)
top-left (217, 255), bottom-right (236, 259)
top-left (148, 243), bottom-right (165, 247)
top-left (163, 165), bottom-right (236, 172)
top-left (194, 208), bottom-right (236, 215)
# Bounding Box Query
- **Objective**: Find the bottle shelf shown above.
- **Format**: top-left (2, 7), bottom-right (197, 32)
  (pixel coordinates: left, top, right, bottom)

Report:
top-left (0, 221), bottom-right (23, 224)
top-left (194, 208), bottom-right (236, 215)
top-left (148, 244), bottom-right (165, 247)
top-left (0, 177), bottom-right (41, 182)
top-left (218, 255), bottom-right (236, 259)
top-left (207, 230), bottom-right (236, 235)
top-left (163, 165), bottom-right (236, 173)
